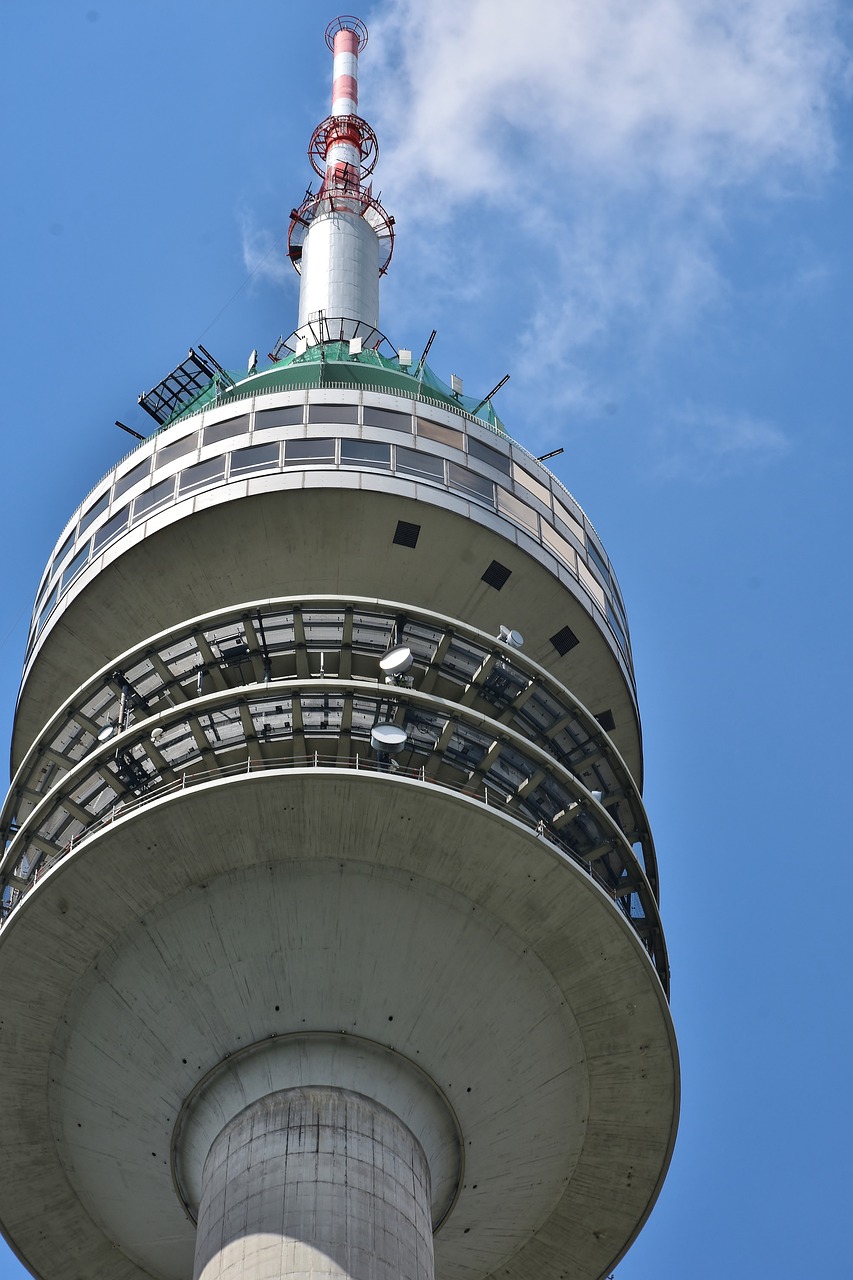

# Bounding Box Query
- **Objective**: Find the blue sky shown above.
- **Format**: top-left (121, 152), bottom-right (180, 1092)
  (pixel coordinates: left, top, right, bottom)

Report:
top-left (1, 2), bottom-right (852, 1277)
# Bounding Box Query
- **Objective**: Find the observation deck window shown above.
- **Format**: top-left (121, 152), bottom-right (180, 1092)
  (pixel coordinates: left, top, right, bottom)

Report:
top-left (340, 440), bottom-right (391, 470)
top-left (60, 541), bottom-right (92, 593)
top-left (203, 416), bottom-right (250, 447)
top-left (155, 431), bottom-right (199, 469)
top-left (577, 561), bottom-right (606, 610)
top-left (607, 602), bottom-right (629, 659)
top-left (284, 438), bottom-right (335, 465)
top-left (113, 457), bottom-right (151, 501)
top-left (51, 530), bottom-right (76, 575)
top-left (468, 437), bottom-right (511, 476)
top-left (512, 463), bottom-right (552, 508)
top-left (256, 406), bottom-right (304, 431)
top-left (363, 406), bottom-right (412, 432)
top-left (554, 497), bottom-right (586, 547)
top-left (35, 585), bottom-right (59, 635)
top-left (417, 419), bottom-right (464, 450)
top-left (92, 507), bottom-right (130, 554)
top-left (586, 538), bottom-right (612, 589)
top-left (78, 491), bottom-right (110, 538)
top-left (395, 447), bottom-right (444, 481)
top-left (308, 403), bottom-right (358, 425)
top-left (133, 476), bottom-right (175, 519)
top-left (179, 457), bottom-right (227, 495)
top-left (448, 463), bottom-right (495, 503)
top-left (497, 488), bottom-right (539, 535)
top-left (230, 442), bottom-right (280, 476)
top-left (540, 523), bottom-right (578, 574)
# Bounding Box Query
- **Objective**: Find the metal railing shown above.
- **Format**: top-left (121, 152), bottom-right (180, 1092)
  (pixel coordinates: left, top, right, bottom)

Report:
top-left (1, 751), bottom-right (651, 948)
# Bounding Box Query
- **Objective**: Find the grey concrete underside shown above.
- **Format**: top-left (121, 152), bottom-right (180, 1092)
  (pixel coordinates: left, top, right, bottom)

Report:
top-left (13, 488), bottom-right (641, 780)
top-left (0, 772), bottom-right (677, 1280)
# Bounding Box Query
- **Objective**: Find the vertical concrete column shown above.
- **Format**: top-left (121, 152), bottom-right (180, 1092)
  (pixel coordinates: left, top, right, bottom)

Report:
top-left (193, 1086), bottom-right (434, 1280)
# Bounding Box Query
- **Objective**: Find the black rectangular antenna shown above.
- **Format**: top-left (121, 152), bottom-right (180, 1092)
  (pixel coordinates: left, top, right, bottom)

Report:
top-left (138, 347), bottom-right (234, 426)
top-left (415, 329), bottom-right (436, 376)
top-left (471, 374), bottom-right (510, 416)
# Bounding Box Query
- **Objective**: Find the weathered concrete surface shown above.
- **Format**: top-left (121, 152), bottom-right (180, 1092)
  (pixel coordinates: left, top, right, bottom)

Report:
top-left (173, 1034), bottom-right (462, 1232)
top-left (194, 1088), bottom-right (433, 1280)
top-left (0, 772), bottom-right (678, 1280)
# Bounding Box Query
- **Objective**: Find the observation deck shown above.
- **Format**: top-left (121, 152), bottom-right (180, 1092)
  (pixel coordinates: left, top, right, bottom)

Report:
top-left (16, 350), bottom-right (638, 775)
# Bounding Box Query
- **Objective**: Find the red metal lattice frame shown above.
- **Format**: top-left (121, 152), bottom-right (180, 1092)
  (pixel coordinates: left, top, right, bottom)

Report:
top-left (288, 185), bottom-right (395, 276)
top-left (308, 114), bottom-right (379, 179)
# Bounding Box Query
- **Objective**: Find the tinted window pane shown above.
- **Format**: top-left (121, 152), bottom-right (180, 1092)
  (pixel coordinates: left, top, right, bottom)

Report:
top-left (155, 431), bottom-right (199, 468)
top-left (468, 437), bottom-right (511, 475)
top-left (256, 406), bottom-right (303, 430)
top-left (586, 537), bottom-right (611, 586)
top-left (179, 457), bottom-right (227, 494)
top-left (203, 415), bottom-right (250, 447)
top-left (52, 529), bottom-right (76, 573)
top-left (448, 463), bottom-right (494, 502)
top-left (396, 446), bottom-right (444, 480)
top-left (363, 406), bottom-right (411, 431)
top-left (114, 457), bottom-right (151, 500)
top-left (607, 601), bottom-right (629, 657)
top-left (417, 419), bottom-right (464, 449)
top-left (92, 507), bottom-right (130, 553)
top-left (513, 463), bottom-right (552, 506)
top-left (497, 488), bottom-right (538, 533)
top-left (78, 491), bottom-right (110, 537)
top-left (36, 584), bottom-right (59, 634)
top-left (340, 440), bottom-right (391, 469)
top-left (60, 541), bottom-right (92, 592)
top-left (133, 476), bottom-right (175, 519)
top-left (308, 403), bottom-right (358, 425)
top-left (284, 438), bottom-right (335, 465)
top-left (230, 442), bottom-right (280, 475)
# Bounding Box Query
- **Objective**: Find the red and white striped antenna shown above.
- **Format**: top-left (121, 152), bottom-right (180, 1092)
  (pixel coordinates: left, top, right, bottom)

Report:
top-left (289, 15), bottom-right (395, 342)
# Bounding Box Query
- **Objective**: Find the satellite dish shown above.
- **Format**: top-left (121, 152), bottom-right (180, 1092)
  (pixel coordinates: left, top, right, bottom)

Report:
top-left (150, 727), bottom-right (165, 746)
top-left (97, 723), bottom-right (116, 743)
top-left (379, 645), bottom-right (413, 675)
top-left (498, 625), bottom-right (524, 649)
top-left (248, 348), bottom-right (258, 372)
top-left (370, 723), bottom-right (407, 754)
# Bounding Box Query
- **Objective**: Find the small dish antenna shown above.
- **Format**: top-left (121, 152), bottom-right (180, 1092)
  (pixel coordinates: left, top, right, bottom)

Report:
top-left (379, 645), bottom-right (413, 676)
top-left (498, 625), bottom-right (524, 649)
top-left (97, 723), bottom-right (116, 743)
top-left (370, 723), bottom-right (407, 754)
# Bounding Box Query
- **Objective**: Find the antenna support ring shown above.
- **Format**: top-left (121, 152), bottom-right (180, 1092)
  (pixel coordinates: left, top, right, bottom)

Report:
top-left (325, 16), bottom-right (368, 52)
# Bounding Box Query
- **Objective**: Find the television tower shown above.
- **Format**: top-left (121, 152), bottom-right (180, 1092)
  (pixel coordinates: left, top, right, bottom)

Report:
top-left (0, 16), bottom-right (678, 1280)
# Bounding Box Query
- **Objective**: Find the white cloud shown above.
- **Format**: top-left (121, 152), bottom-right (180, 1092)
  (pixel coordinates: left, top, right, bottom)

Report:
top-left (367, 0), bottom-right (843, 207)
top-left (364, 0), bottom-right (847, 451)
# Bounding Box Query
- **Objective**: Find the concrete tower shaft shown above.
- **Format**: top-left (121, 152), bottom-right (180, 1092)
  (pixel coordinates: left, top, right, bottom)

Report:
top-left (0, 14), bottom-right (678, 1280)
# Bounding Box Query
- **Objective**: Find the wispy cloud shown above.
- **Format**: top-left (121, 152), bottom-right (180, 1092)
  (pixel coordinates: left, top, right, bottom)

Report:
top-left (240, 212), bottom-right (292, 287)
top-left (653, 406), bottom-right (791, 479)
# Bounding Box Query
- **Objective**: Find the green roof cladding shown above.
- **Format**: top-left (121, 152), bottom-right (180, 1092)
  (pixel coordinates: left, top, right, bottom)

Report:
top-left (168, 343), bottom-right (508, 435)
